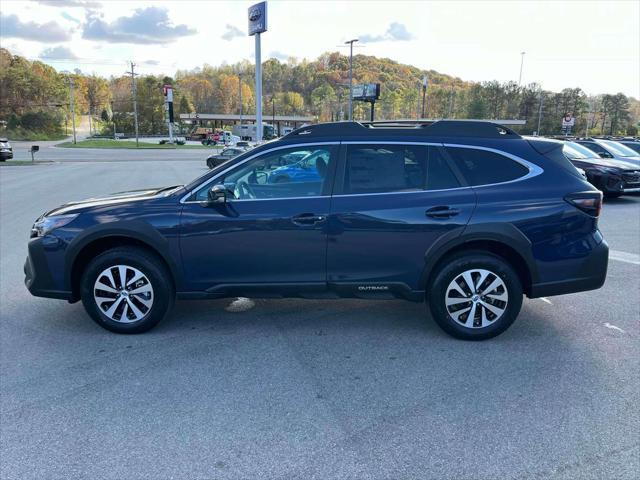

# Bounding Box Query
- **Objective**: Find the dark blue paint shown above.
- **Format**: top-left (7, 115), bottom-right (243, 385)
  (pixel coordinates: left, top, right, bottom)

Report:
top-left (25, 128), bottom-right (608, 303)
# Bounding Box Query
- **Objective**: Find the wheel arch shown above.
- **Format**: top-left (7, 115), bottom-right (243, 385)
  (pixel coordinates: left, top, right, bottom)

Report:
top-left (65, 223), bottom-right (181, 302)
top-left (421, 223), bottom-right (538, 296)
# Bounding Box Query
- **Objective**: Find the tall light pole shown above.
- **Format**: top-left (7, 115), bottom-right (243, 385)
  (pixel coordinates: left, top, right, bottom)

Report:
top-left (518, 51), bottom-right (526, 86)
top-left (68, 76), bottom-right (76, 144)
top-left (345, 38), bottom-right (358, 121)
top-left (127, 61), bottom-right (139, 147)
top-left (537, 91), bottom-right (544, 135)
top-left (62, 72), bottom-right (77, 144)
top-left (421, 74), bottom-right (428, 119)
top-left (237, 70), bottom-right (243, 124)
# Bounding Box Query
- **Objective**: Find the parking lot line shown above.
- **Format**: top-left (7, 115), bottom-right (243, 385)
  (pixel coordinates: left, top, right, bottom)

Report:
top-left (609, 250), bottom-right (640, 265)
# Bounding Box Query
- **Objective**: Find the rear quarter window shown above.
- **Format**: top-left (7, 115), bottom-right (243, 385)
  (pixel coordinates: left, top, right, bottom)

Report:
top-left (446, 147), bottom-right (529, 186)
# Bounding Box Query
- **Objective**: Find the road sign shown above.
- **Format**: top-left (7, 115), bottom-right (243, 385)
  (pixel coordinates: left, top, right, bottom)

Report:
top-left (352, 83), bottom-right (381, 101)
top-left (248, 2), bottom-right (267, 35)
top-left (562, 114), bottom-right (575, 127)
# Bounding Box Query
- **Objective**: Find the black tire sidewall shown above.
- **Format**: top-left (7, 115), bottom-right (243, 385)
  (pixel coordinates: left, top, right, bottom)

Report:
top-left (80, 248), bottom-right (173, 334)
top-left (429, 253), bottom-right (523, 340)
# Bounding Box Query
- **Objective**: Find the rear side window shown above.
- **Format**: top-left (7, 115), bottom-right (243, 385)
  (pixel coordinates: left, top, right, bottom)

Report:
top-left (344, 145), bottom-right (425, 194)
top-left (446, 147), bottom-right (529, 186)
top-left (426, 147), bottom-right (460, 190)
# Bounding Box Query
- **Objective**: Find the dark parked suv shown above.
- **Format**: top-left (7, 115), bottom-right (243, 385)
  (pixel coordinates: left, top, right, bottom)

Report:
top-left (25, 121), bottom-right (609, 340)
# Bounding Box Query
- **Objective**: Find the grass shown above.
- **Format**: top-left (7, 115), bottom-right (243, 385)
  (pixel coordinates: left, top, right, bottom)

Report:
top-left (2, 129), bottom-right (68, 141)
top-left (57, 139), bottom-right (221, 149)
top-left (0, 160), bottom-right (54, 166)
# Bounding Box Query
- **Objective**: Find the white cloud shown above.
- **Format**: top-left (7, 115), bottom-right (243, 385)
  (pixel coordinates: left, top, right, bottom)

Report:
top-left (40, 45), bottom-right (78, 59)
top-left (0, 13), bottom-right (71, 41)
top-left (82, 7), bottom-right (196, 44)
top-left (360, 22), bottom-right (415, 43)
top-left (221, 24), bottom-right (244, 41)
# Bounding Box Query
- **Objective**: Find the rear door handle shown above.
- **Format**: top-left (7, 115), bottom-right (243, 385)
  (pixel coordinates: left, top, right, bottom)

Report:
top-left (425, 206), bottom-right (461, 219)
top-left (292, 213), bottom-right (326, 225)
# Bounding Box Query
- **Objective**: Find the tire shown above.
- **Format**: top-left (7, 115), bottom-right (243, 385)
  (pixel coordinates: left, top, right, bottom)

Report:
top-left (428, 252), bottom-right (523, 340)
top-left (603, 191), bottom-right (622, 199)
top-left (80, 247), bottom-right (174, 334)
top-left (207, 158), bottom-right (214, 169)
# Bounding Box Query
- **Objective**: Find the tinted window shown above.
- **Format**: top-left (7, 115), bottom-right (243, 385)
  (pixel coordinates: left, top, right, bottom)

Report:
top-left (194, 146), bottom-right (335, 201)
top-left (577, 141), bottom-right (610, 157)
top-left (620, 142), bottom-right (640, 154)
top-left (563, 142), bottom-right (600, 160)
top-left (426, 146), bottom-right (460, 190)
top-left (446, 147), bottom-right (529, 186)
top-left (344, 145), bottom-right (425, 194)
top-left (599, 140), bottom-right (638, 157)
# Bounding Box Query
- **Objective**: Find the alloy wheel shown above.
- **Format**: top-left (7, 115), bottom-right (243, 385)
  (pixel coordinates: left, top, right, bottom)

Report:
top-left (93, 265), bottom-right (154, 323)
top-left (445, 268), bottom-right (508, 328)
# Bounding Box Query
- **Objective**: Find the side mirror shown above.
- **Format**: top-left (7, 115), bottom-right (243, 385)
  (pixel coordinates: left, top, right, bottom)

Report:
top-left (598, 152), bottom-right (612, 158)
top-left (207, 184), bottom-right (228, 204)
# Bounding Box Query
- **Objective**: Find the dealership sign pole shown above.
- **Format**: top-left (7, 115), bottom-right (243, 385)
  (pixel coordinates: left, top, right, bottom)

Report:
top-left (163, 85), bottom-right (174, 143)
top-left (249, 2), bottom-right (267, 142)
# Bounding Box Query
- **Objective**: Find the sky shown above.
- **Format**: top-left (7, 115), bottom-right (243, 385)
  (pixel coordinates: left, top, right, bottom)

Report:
top-left (1, 0), bottom-right (638, 97)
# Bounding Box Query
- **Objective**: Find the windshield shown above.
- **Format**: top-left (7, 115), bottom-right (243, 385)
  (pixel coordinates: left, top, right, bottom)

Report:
top-left (599, 140), bottom-right (638, 157)
top-left (184, 149), bottom-right (256, 192)
top-left (563, 142), bottom-right (600, 160)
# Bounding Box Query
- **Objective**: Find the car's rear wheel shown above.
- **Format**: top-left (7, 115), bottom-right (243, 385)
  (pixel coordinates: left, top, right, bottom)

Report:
top-left (207, 158), bottom-right (215, 169)
top-left (428, 252), bottom-right (523, 340)
top-left (80, 247), bottom-right (174, 334)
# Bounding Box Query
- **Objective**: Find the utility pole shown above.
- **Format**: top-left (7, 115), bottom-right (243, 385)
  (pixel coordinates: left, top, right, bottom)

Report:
top-left (518, 51), bottom-right (526, 86)
top-left (537, 91), bottom-right (544, 135)
top-left (111, 100), bottom-right (116, 140)
top-left (238, 71), bottom-right (243, 124)
top-left (345, 38), bottom-right (358, 121)
top-left (127, 61), bottom-right (140, 147)
top-left (585, 98), bottom-right (592, 137)
top-left (447, 87), bottom-right (455, 118)
top-left (68, 76), bottom-right (77, 144)
top-left (88, 104), bottom-right (92, 137)
top-left (421, 74), bottom-right (428, 119)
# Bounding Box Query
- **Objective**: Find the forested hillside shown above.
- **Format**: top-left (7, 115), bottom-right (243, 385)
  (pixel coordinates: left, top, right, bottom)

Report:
top-left (1, 48), bottom-right (638, 139)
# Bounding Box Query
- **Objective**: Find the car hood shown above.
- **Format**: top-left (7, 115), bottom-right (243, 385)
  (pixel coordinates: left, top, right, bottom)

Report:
top-left (44, 185), bottom-right (182, 216)
top-left (572, 158), bottom-right (639, 170)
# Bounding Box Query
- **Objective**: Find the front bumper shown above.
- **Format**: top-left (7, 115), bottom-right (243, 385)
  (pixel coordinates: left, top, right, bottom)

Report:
top-left (529, 238), bottom-right (609, 298)
top-left (24, 238), bottom-right (72, 301)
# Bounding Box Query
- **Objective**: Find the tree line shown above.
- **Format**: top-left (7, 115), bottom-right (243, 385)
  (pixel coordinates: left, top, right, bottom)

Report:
top-left (1, 48), bottom-right (638, 139)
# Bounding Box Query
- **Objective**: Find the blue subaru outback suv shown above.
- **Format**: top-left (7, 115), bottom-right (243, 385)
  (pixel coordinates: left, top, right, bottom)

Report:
top-left (25, 121), bottom-right (608, 339)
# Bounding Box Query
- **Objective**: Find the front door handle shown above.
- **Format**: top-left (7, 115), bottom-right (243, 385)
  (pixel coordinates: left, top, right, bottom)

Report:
top-left (426, 206), bottom-right (461, 219)
top-left (292, 213), bottom-right (326, 226)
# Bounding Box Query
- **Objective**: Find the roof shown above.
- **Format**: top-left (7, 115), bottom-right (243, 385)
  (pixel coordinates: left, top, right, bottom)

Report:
top-left (284, 120), bottom-right (523, 140)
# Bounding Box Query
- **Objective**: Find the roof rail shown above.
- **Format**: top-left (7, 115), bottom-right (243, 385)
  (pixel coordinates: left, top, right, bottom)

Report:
top-left (283, 120), bottom-right (521, 139)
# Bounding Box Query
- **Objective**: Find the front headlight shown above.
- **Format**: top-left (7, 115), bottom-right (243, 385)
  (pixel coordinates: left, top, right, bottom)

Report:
top-left (31, 214), bottom-right (79, 237)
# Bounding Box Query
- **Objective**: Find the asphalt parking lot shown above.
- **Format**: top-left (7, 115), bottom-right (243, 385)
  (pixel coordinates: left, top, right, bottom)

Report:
top-left (1, 158), bottom-right (639, 479)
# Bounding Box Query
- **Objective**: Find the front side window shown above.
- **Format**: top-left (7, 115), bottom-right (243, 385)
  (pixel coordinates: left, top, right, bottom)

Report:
top-left (344, 144), bottom-right (426, 194)
top-left (446, 147), bottom-right (529, 186)
top-left (193, 146), bottom-right (335, 201)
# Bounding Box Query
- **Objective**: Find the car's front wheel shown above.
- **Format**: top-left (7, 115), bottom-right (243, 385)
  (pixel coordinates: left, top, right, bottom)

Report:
top-left (80, 247), bottom-right (174, 334)
top-left (428, 252), bottom-right (523, 340)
